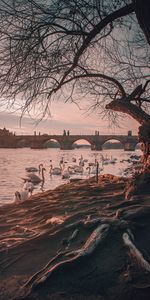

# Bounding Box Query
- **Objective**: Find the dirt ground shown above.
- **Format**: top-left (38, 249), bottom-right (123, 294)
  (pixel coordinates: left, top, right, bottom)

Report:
top-left (0, 174), bottom-right (150, 300)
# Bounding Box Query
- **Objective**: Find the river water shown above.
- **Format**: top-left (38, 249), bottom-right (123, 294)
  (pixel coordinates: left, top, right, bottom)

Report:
top-left (0, 148), bottom-right (141, 206)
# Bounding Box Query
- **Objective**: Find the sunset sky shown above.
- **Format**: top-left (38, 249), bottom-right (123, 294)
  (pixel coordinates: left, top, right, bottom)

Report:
top-left (0, 100), bottom-right (139, 136)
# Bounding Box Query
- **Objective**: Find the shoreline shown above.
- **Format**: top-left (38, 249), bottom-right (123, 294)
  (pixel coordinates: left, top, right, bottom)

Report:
top-left (0, 174), bottom-right (150, 300)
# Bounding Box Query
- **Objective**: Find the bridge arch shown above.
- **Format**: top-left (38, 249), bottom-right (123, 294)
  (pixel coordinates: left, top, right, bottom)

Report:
top-left (16, 138), bottom-right (31, 148)
top-left (102, 139), bottom-right (124, 150)
top-left (42, 138), bottom-right (61, 149)
top-left (72, 138), bottom-right (92, 149)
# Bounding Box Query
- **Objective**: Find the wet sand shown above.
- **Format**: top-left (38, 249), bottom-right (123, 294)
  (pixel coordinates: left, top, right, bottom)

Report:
top-left (0, 174), bottom-right (150, 300)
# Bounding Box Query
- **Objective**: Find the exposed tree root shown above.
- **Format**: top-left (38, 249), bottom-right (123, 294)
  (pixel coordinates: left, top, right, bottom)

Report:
top-left (19, 224), bottom-right (110, 299)
top-left (123, 231), bottom-right (150, 272)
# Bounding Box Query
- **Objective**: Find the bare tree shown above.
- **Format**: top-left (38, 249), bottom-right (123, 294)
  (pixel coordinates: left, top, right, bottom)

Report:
top-left (0, 0), bottom-right (149, 163)
top-left (1, 3), bottom-right (150, 300)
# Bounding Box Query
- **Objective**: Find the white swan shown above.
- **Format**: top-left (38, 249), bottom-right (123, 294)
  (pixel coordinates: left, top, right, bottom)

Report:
top-left (62, 171), bottom-right (70, 179)
top-left (25, 166), bottom-right (38, 173)
top-left (24, 167), bottom-right (46, 184)
top-left (25, 164), bottom-right (43, 174)
top-left (102, 159), bottom-right (109, 166)
top-left (74, 165), bottom-right (83, 174)
top-left (86, 164), bottom-right (103, 176)
top-left (61, 166), bottom-right (72, 179)
top-left (23, 180), bottom-right (34, 194)
top-left (109, 157), bottom-right (117, 164)
top-left (14, 190), bottom-right (30, 203)
top-left (79, 155), bottom-right (84, 166)
top-left (49, 164), bottom-right (62, 176)
top-left (67, 166), bottom-right (75, 175)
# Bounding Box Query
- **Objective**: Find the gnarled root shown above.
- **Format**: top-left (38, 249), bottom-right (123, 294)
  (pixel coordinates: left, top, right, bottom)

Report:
top-left (20, 224), bottom-right (110, 299)
top-left (123, 231), bottom-right (150, 272)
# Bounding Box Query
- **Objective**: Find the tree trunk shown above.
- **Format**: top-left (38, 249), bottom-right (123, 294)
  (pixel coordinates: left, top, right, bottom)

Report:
top-left (134, 0), bottom-right (150, 45)
top-left (106, 99), bottom-right (150, 171)
top-left (138, 121), bottom-right (150, 169)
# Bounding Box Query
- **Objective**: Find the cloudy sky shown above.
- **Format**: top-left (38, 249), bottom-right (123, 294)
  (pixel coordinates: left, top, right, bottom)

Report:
top-left (0, 100), bottom-right (139, 136)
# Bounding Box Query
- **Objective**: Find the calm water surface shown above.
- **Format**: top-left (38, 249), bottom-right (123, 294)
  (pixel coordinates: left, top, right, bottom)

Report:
top-left (0, 148), bottom-right (141, 206)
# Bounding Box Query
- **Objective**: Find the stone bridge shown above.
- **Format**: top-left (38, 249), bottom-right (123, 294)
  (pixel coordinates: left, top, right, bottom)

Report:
top-left (0, 130), bottom-right (139, 151)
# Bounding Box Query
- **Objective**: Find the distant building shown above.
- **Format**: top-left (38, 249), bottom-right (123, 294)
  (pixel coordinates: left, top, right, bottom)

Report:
top-left (0, 127), bottom-right (13, 136)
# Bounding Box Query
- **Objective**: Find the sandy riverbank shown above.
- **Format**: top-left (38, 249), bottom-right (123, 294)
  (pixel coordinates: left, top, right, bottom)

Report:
top-left (0, 174), bottom-right (150, 300)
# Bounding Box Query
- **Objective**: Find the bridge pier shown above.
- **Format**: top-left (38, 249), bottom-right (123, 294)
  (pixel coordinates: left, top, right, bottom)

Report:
top-left (30, 141), bottom-right (46, 149)
top-left (60, 141), bottom-right (72, 150)
top-left (91, 143), bottom-right (102, 151)
top-left (0, 137), bottom-right (17, 148)
top-left (124, 142), bottom-right (136, 151)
